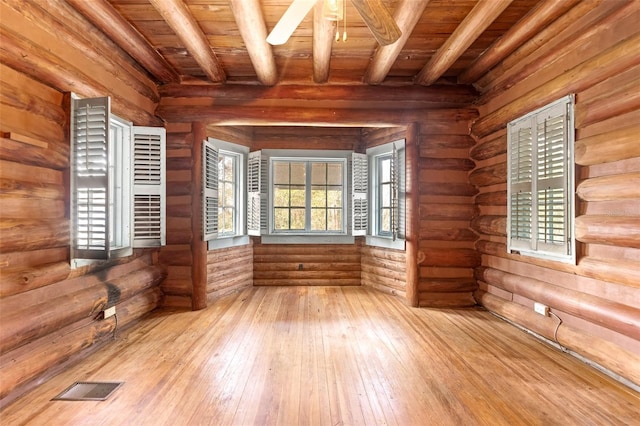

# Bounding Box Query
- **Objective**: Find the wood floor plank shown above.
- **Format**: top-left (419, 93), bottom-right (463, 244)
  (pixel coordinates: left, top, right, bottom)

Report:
top-left (1, 286), bottom-right (638, 425)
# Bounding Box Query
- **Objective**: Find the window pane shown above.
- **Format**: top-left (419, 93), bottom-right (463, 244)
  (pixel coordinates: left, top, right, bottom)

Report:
top-left (273, 186), bottom-right (290, 206)
top-left (290, 208), bottom-right (305, 229)
top-left (327, 163), bottom-right (343, 185)
top-left (274, 208), bottom-right (289, 230)
top-left (327, 189), bottom-right (342, 208)
top-left (273, 162), bottom-right (290, 184)
top-left (327, 209), bottom-right (342, 231)
top-left (381, 183), bottom-right (391, 208)
top-left (380, 208), bottom-right (391, 234)
top-left (311, 162), bottom-right (326, 185)
top-left (380, 158), bottom-right (391, 182)
top-left (223, 182), bottom-right (234, 206)
top-left (290, 162), bottom-right (306, 184)
top-left (311, 209), bottom-right (327, 230)
top-left (311, 187), bottom-right (327, 208)
top-left (290, 187), bottom-right (306, 207)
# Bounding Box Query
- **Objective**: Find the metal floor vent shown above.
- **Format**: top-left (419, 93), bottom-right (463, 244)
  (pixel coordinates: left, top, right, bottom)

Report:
top-left (52, 381), bottom-right (124, 401)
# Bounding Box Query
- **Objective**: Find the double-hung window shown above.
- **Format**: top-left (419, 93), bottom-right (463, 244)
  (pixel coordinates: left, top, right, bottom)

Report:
top-left (507, 94), bottom-right (575, 263)
top-left (365, 140), bottom-right (406, 249)
top-left (202, 138), bottom-right (249, 249)
top-left (247, 150), bottom-right (352, 244)
top-left (70, 95), bottom-right (166, 267)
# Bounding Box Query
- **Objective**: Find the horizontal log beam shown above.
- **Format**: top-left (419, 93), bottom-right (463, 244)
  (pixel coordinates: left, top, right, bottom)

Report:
top-left (469, 162), bottom-right (507, 187)
top-left (478, 267), bottom-right (640, 340)
top-left (472, 31), bottom-right (640, 138)
top-left (578, 256), bottom-right (640, 289)
top-left (577, 172), bottom-right (640, 201)
top-left (0, 219), bottom-right (68, 253)
top-left (156, 105), bottom-right (477, 127)
top-left (458, 0), bottom-right (580, 84)
top-left (471, 215), bottom-right (507, 237)
top-left (475, 191), bottom-right (507, 206)
top-left (575, 73), bottom-right (640, 129)
top-left (158, 84), bottom-right (477, 106)
top-left (575, 125), bottom-right (640, 166)
top-left (0, 137), bottom-right (67, 170)
top-left (475, 290), bottom-right (640, 388)
top-left (575, 215), bottom-right (640, 249)
top-left (469, 133), bottom-right (506, 161)
top-left (65, 0), bottom-right (179, 83)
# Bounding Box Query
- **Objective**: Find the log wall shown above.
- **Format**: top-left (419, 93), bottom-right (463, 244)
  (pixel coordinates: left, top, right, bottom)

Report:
top-left (470, 0), bottom-right (640, 387)
top-left (417, 120), bottom-right (479, 307)
top-left (160, 124), bottom-right (254, 308)
top-left (0, 0), bottom-right (163, 407)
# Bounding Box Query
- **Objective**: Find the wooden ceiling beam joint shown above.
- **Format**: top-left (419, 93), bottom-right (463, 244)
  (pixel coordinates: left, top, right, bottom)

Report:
top-left (148, 0), bottom-right (226, 83)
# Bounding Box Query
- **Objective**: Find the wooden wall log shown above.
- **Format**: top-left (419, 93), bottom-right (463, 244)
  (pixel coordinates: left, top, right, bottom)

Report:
top-left (469, 133), bottom-right (506, 161)
top-left (0, 265), bottom-right (165, 354)
top-left (468, 162), bottom-right (507, 187)
top-left (421, 182), bottom-right (478, 197)
top-left (578, 257), bottom-right (640, 289)
top-left (575, 215), bottom-right (640, 249)
top-left (476, 290), bottom-right (640, 387)
top-left (420, 278), bottom-right (476, 293)
top-left (0, 287), bottom-right (161, 407)
top-left (0, 178), bottom-right (64, 201)
top-left (0, 219), bottom-right (68, 252)
top-left (577, 172), bottom-right (640, 201)
top-left (575, 73), bottom-right (640, 129)
top-left (471, 215), bottom-right (507, 237)
top-left (478, 267), bottom-right (640, 340)
top-left (0, 136), bottom-right (69, 170)
top-left (419, 292), bottom-right (476, 308)
top-left (475, 191), bottom-right (507, 206)
top-left (420, 248), bottom-right (479, 268)
top-left (476, 1), bottom-right (635, 105)
top-left (421, 227), bottom-right (478, 242)
top-left (472, 32), bottom-right (640, 138)
top-left (575, 125), bottom-right (640, 166)
top-left (420, 203), bottom-right (478, 221)
top-left (418, 158), bottom-right (475, 171)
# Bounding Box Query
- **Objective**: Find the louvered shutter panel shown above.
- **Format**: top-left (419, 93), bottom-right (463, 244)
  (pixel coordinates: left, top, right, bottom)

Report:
top-left (203, 140), bottom-right (219, 241)
top-left (247, 150), bottom-right (267, 236)
top-left (535, 101), bottom-right (569, 255)
top-left (396, 146), bottom-right (406, 240)
top-left (71, 97), bottom-right (110, 260)
top-left (132, 126), bottom-right (166, 247)
top-left (508, 118), bottom-right (534, 252)
top-left (351, 153), bottom-right (368, 236)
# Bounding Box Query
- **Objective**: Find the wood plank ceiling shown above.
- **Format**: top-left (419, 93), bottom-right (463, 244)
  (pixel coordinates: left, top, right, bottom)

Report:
top-left (64, 0), bottom-right (569, 91)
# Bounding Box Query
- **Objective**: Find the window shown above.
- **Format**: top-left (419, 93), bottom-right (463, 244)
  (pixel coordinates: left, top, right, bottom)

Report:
top-left (248, 150), bottom-right (353, 244)
top-left (70, 96), bottom-right (166, 267)
top-left (272, 159), bottom-right (345, 233)
top-left (203, 138), bottom-right (249, 249)
top-left (507, 94), bottom-right (575, 263)
top-left (365, 140), bottom-right (405, 249)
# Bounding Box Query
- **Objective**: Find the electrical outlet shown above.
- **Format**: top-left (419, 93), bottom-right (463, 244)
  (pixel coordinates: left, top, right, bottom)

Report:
top-left (102, 306), bottom-right (116, 319)
top-left (534, 302), bottom-right (549, 316)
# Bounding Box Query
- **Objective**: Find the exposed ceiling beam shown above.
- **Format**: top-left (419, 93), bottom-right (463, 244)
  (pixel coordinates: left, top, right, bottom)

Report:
top-left (228, 0), bottom-right (277, 85)
top-left (159, 83), bottom-right (478, 107)
top-left (458, 0), bottom-right (581, 84)
top-left (66, 0), bottom-right (179, 84)
top-left (148, 0), bottom-right (225, 83)
top-left (313, 0), bottom-right (336, 83)
top-left (350, 0), bottom-right (402, 46)
top-left (363, 0), bottom-right (430, 84)
top-left (156, 104), bottom-right (477, 127)
top-left (415, 0), bottom-right (514, 86)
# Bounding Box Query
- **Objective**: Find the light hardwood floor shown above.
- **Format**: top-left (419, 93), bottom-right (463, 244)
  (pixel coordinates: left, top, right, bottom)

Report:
top-left (2, 286), bottom-right (638, 425)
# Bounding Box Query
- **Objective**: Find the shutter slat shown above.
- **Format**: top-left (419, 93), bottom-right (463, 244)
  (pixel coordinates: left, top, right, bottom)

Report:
top-left (203, 140), bottom-right (219, 241)
top-left (133, 126), bottom-right (166, 247)
top-left (351, 152), bottom-right (368, 236)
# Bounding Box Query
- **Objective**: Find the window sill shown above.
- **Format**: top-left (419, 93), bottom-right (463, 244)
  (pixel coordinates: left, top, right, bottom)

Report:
top-left (208, 235), bottom-right (250, 250)
top-left (260, 235), bottom-right (355, 245)
top-left (366, 236), bottom-right (405, 250)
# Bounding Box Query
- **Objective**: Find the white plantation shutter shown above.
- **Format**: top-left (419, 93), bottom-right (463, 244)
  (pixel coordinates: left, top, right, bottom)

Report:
top-left (396, 145), bottom-right (406, 240)
top-left (247, 150), bottom-right (267, 236)
top-left (71, 96), bottom-right (110, 259)
top-left (507, 94), bottom-right (574, 262)
top-left (351, 152), bottom-right (368, 236)
top-left (203, 140), bottom-right (219, 241)
top-left (132, 126), bottom-right (166, 247)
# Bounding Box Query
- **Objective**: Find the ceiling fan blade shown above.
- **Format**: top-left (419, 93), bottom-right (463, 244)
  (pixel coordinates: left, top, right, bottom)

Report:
top-left (267, 0), bottom-right (317, 45)
top-left (350, 0), bottom-right (402, 46)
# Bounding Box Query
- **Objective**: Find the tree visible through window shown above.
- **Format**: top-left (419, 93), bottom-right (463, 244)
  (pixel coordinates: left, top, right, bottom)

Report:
top-left (218, 152), bottom-right (237, 236)
top-left (272, 159), bottom-right (344, 232)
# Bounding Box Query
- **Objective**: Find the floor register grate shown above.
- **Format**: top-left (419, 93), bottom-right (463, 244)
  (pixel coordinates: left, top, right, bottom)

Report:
top-left (52, 381), bottom-right (124, 401)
